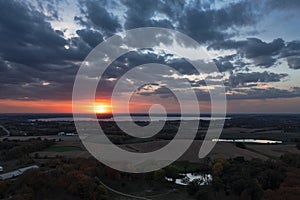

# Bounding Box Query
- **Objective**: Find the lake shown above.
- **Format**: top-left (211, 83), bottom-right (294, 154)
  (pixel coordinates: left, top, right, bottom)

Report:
top-left (31, 115), bottom-right (230, 122)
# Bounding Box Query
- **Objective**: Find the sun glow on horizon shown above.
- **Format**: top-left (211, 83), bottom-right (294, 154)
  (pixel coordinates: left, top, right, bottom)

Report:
top-left (94, 102), bottom-right (111, 114)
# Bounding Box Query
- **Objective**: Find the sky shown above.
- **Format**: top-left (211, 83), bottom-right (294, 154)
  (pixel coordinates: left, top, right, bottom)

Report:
top-left (0, 0), bottom-right (300, 113)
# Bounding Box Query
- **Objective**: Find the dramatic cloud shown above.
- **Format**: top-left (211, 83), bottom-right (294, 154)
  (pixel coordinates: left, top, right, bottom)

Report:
top-left (241, 38), bottom-right (284, 60)
top-left (0, 0), bottom-right (90, 68)
top-left (75, 0), bottom-right (121, 36)
top-left (177, 1), bottom-right (257, 43)
top-left (209, 38), bottom-right (285, 67)
top-left (123, 0), bottom-right (174, 30)
top-left (76, 29), bottom-right (103, 48)
top-left (121, 0), bottom-right (258, 43)
top-left (228, 71), bottom-right (288, 87)
top-left (0, 0), bottom-right (89, 100)
top-left (286, 56), bottom-right (300, 69)
top-left (213, 56), bottom-right (235, 72)
top-left (228, 87), bottom-right (300, 100)
top-left (281, 41), bottom-right (300, 69)
top-left (0, 0), bottom-right (299, 107)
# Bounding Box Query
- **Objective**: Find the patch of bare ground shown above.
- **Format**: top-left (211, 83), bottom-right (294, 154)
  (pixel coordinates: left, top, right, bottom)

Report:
top-left (18, 135), bottom-right (298, 161)
top-left (119, 140), bottom-right (269, 162)
top-left (246, 144), bottom-right (299, 158)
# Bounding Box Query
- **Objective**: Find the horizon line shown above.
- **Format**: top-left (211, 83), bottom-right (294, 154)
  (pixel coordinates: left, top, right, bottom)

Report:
top-left (1, 112), bottom-right (300, 115)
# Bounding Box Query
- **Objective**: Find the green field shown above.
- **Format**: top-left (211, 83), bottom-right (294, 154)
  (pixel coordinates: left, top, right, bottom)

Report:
top-left (171, 161), bottom-right (205, 172)
top-left (44, 146), bottom-right (82, 152)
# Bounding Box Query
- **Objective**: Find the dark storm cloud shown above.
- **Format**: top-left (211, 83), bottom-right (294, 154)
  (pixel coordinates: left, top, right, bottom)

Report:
top-left (213, 54), bottom-right (251, 72)
top-left (209, 40), bottom-right (247, 50)
top-left (76, 29), bottom-right (103, 48)
top-left (286, 56), bottom-right (300, 69)
top-left (97, 50), bottom-right (295, 102)
top-left (136, 84), bottom-right (212, 102)
top-left (135, 84), bottom-right (300, 101)
top-left (136, 84), bottom-right (211, 101)
top-left (213, 58), bottom-right (235, 72)
top-left (0, 0), bottom-right (91, 101)
top-left (0, 59), bottom-right (8, 73)
top-left (0, 0), bottom-right (89, 68)
top-left (282, 41), bottom-right (300, 57)
top-left (121, 0), bottom-right (258, 43)
top-left (158, 0), bottom-right (185, 20)
top-left (100, 49), bottom-right (200, 81)
top-left (95, 50), bottom-right (176, 99)
top-left (177, 1), bottom-right (257, 43)
top-left (0, 60), bottom-right (78, 100)
top-left (0, 81), bottom-right (74, 101)
top-left (209, 38), bottom-right (285, 67)
top-left (0, 0), bottom-right (299, 103)
top-left (280, 41), bottom-right (300, 69)
top-left (102, 50), bottom-right (166, 79)
top-left (75, 0), bottom-right (121, 36)
top-left (167, 58), bottom-right (198, 75)
top-left (137, 86), bottom-right (175, 99)
top-left (240, 38), bottom-right (284, 59)
top-left (228, 71), bottom-right (288, 87)
top-left (96, 49), bottom-right (205, 99)
top-left (210, 37), bottom-right (300, 70)
top-left (266, 0), bottom-right (300, 10)
top-left (228, 87), bottom-right (300, 100)
top-left (0, 57), bottom-right (80, 100)
top-left (212, 54), bottom-right (253, 73)
top-left (123, 0), bottom-right (174, 30)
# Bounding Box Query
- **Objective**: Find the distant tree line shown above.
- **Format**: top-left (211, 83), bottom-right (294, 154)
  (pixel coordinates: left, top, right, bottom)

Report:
top-left (210, 153), bottom-right (300, 200)
top-left (0, 138), bottom-right (55, 161)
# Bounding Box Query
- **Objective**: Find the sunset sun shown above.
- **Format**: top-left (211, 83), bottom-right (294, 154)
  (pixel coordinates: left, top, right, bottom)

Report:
top-left (94, 102), bottom-right (111, 114)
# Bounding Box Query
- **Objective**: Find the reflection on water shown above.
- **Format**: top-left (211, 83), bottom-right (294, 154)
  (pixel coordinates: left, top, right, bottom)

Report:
top-left (212, 138), bottom-right (283, 144)
top-left (165, 173), bottom-right (212, 186)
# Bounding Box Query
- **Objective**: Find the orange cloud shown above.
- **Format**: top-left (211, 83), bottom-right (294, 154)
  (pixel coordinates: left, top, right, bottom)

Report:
top-left (1, 97), bottom-right (300, 114)
top-left (0, 100), bottom-right (72, 113)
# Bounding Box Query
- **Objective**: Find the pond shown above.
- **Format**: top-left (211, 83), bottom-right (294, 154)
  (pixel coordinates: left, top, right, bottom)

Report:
top-left (165, 173), bottom-right (212, 186)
